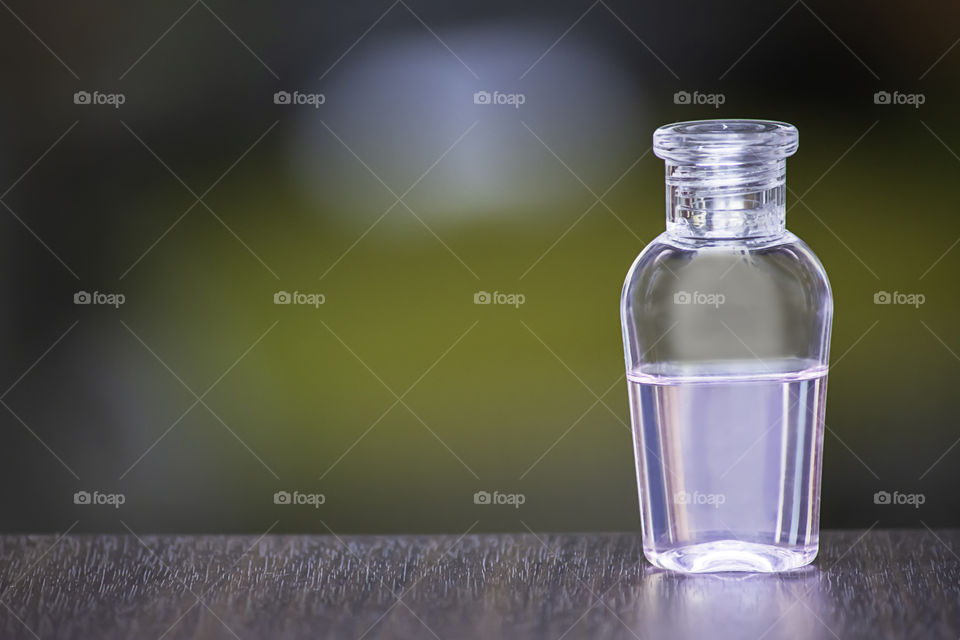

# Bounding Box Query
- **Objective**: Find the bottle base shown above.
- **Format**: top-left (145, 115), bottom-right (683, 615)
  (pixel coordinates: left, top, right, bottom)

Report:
top-left (645, 540), bottom-right (817, 573)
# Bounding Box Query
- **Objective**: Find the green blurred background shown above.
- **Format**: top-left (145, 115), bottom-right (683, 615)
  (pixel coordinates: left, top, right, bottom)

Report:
top-left (0, 1), bottom-right (958, 533)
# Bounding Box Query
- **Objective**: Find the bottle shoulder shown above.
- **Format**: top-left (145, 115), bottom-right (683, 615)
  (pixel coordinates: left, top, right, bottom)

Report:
top-left (624, 231), bottom-right (831, 293)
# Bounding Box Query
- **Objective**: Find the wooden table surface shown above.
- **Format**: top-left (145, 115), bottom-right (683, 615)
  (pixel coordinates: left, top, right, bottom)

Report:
top-left (0, 529), bottom-right (957, 639)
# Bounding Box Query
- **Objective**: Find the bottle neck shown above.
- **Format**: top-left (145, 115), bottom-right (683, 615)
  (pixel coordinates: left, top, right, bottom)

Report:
top-left (664, 159), bottom-right (786, 241)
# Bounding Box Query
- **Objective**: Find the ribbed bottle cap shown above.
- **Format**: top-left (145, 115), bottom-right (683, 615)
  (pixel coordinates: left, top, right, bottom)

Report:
top-left (654, 120), bottom-right (798, 240)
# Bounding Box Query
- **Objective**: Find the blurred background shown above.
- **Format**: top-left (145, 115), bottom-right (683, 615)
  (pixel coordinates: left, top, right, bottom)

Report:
top-left (0, 0), bottom-right (957, 533)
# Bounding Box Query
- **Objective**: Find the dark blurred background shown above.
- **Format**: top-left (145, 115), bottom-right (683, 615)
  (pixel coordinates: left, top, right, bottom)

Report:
top-left (0, 0), bottom-right (957, 533)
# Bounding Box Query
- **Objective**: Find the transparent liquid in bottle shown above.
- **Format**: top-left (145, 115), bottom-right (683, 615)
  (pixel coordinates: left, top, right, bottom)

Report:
top-left (628, 361), bottom-right (826, 572)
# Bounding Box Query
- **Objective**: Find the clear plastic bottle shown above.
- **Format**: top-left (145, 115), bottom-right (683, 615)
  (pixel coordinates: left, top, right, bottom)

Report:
top-left (620, 120), bottom-right (832, 572)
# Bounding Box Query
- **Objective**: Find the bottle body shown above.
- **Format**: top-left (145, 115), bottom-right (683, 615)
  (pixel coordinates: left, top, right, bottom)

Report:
top-left (622, 120), bottom-right (832, 572)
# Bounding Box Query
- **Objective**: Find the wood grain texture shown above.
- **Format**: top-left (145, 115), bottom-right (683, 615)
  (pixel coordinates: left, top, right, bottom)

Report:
top-left (0, 530), bottom-right (957, 639)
